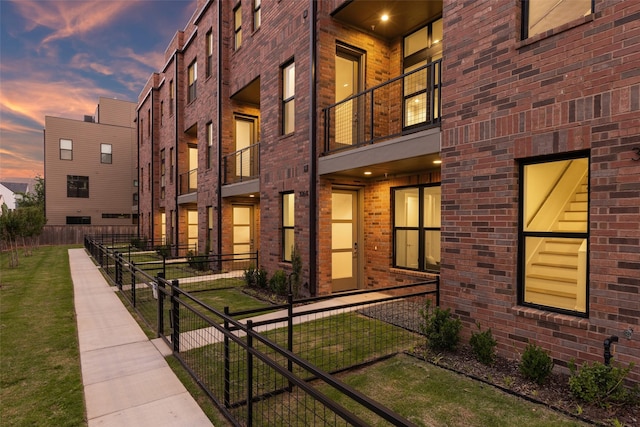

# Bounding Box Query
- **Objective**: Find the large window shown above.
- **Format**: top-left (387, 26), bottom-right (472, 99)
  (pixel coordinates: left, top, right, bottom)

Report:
top-left (100, 143), bottom-right (112, 164)
top-left (234, 4), bottom-right (242, 50)
top-left (520, 155), bottom-right (589, 315)
top-left (282, 192), bottom-right (295, 261)
top-left (67, 175), bottom-right (89, 198)
top-left (393, 184), bottom-right (441, 272)
top-left (206, 122), bottom-right (214, 169)
top-left (60, 139), bottom-right (72, 160)
top-left (403, 18), bottom-right (442, 129)
top-left (206, 30), bottom-right (213, 78)
top-left (253, 0), bottom-right (261, 31)
top-left (188, 60), bottom-right (197, 103)
top-left (66, 216), bottom-right (91, 224)
top-left (282, 61), bottom-right (295, 134)
top-left (169, 80), bottom-right (174, 115)
top-left (522, 0), bottom-right (593, 39)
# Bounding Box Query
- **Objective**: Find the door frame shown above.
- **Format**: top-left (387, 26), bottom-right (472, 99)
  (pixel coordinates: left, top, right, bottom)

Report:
top-left (331, 186), bottom-right (363, 292)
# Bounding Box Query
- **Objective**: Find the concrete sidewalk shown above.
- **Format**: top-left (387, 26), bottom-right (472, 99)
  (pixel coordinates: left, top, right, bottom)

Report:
top-left (69, 248), bottom-right (213, 427)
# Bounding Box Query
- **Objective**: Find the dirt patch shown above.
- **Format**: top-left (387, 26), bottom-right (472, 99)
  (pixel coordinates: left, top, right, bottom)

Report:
top-left (409, 345), bottom-right (639, 426)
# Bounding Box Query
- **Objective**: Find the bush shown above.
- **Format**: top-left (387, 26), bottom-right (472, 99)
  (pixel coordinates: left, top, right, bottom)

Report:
top-left (420, 299), bottom-right (461, 351)
top-left (186, 251), bottom-right (208, 271)
top-left (519, 342), bottom-right (554, 384)
top-left (269, 269), bottom-right (288, 295)
top-left (469, 323), bottom-right (497, 365)
top-left (243, 265), bottom-right (257, 287)
top-left (291, 246), bottom-right (303, 298)
top-left (130, 237), bottom-right (148, 250)
top-left (256, 268), bottom-right (268, 289)
top-left (568, 360), bottom-right (635, 407)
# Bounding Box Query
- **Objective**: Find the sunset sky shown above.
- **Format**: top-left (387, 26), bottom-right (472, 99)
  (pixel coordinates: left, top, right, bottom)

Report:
top-left (0, 0), bottom-right (196, 180)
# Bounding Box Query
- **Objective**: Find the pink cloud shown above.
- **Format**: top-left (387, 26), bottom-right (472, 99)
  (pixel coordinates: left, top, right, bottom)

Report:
top-left (11, 0), bottom-right (135, 46)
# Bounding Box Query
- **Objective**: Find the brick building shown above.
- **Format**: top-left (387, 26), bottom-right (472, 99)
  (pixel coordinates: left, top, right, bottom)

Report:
top-left (137, 0), bottom-right (639, 381)
top-left (44, 97), bottom-right (137, 226)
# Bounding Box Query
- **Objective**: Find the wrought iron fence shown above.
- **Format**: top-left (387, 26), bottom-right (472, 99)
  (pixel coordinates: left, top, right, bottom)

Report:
top-left (84, 235), bottom-right (439, 426)
top-left (323, 60), bottom-right (441, 154)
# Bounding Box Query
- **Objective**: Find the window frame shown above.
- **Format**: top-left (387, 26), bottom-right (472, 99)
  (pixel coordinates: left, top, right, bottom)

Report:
top-left (234, 3), bottom-right (242, 50)
top-left (187, 60), bottom-right (197, 103)
top-left (100, 143), bottom-right (112, 164)
top-left (521, 0), bottom-right (594, 40)
top-left (282, 60), bottom-right (295, 135)
top-left (518, 152), bottom-right (590, 317)
top-left (169, 79), bottom-right (175, 115)
top-left (60, 138), bottom-right (73, 160)
top-left (67, 175), bottom-right (89, 198)
top-left (282, 192), bottom-right (295, 262)
top-left (253, 0), bottom-right (261, 31)
top-left (206, 122), bottom-right (214, 169)
top-left (206, 30), bottom-right (213, 78)
top-left (160, 148), bottom-right (166, 199)
top-left (392, 183), bottom-right (441, 273)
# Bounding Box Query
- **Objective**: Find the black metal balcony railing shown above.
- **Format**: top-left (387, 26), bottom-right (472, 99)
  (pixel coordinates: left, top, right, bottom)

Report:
top-left (178, 168), bottom-right (198, 195)
top-left (323, 59), bottom-right (441, 154)
top-left (223, 142), bottom-right (260, 185)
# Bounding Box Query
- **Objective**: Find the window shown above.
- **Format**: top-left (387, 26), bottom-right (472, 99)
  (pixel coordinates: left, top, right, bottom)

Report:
top-left (522, 0), bottom-right (593, 39)
top-left (207, 122), bottom-right (214, 169)
top-left (403, 18), bottom-right (442, 128)
top-left (60, 139), bottom-right (72, 160)
top-left (169, 148), bottom-right (175, 183)
top-left (140, 119), bottom-right (143, 142)
top-left (207, 206), bottom-right (214, 253)
top-left (206, 30), bottom-right (213, 78)
top-left (147, 109), bottom-right (151, 135)
top-left (169, 80), bottom-right (174, 115)
top-left (188, 60), bottom-right (197, 103)
top-left (282, 61), bottom-right (295, 134)
top-left (67, 175), bottom-right (89, 198)
top-left (393, 184), bottom-right (441, 272)
top-left (100, 143), bottom-right (112, 164)
top-left (234, 4), bottom-right (242, 50)
top-left (282, 192), bottom-right (294, 261)
top-left (66, 216), bottom-right (91, 224)
top-left (253, 0), bottom-right (261, 31)
top-left (102, 213), bottom-right (131, 219)
top-left (520, 155), bottom-right (589, 315)
top-left (160, 101), bottom-right (164, 125)
top-left (140, 167), bottom-right (143, 193)
top-left (160, 149), bottom-right (166, 199)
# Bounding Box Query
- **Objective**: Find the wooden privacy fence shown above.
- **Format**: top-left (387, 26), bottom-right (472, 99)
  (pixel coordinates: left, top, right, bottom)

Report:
top-left (39, 225), bottom-right (137, 245)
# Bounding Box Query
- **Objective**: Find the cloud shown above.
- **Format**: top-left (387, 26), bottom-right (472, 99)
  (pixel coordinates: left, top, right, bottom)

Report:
top-left (70, 53), bottom-right (114, 76)
top-left (10, 0), bottom-right (135, 46)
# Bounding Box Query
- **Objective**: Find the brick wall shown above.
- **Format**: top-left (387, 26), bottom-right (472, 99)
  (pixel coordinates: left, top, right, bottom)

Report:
top-left (441, 0), bottom-right (640, 380)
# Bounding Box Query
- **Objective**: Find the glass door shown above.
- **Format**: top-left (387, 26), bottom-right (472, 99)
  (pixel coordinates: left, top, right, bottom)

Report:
top-left (331, 189), bottom-right (359, 292)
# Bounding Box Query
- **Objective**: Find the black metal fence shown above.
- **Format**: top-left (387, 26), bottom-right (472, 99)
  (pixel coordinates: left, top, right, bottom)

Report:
top-left (85, 236), bottom-right (439, 426)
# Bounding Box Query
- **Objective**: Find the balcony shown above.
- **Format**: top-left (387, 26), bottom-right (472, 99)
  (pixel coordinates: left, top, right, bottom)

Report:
top-left (323, 61), bottom-right (441, 154)
top-left (320, 61), bottom-right (442, 179)
top-left (221, 143), bottom-right (260, 198)
top-left (178, 168), bottom-right (197, 204)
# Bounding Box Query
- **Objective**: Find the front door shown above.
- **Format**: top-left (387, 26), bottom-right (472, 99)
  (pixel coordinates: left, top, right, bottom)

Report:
top-left (232, 205), bottom-right (254, 258)
top-left (234, 115), bottom-right (257, 179)
top-left (331, 189), bottom-right (359, 292)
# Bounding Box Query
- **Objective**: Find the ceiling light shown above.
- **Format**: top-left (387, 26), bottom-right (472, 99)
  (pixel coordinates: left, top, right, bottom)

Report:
top-left (364, 171), bottom-right (372, 176)
top-left (433, 159), bottom-right (442, 165)
top-left (381, 14), bottom-right (389, 22)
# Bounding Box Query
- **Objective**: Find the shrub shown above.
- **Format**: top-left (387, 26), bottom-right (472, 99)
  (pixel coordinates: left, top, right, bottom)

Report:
top-left (130, 237), bottom-right (148, 250)
top-left (256, 268), bottom-right (268, 289)
top-left (420, 299), bottom-right (461, 351)
top-left (519, 343), bottom-right (554, 384)
top-left (269, 269), bottom-right (288, 295)
top-left (469, 322), bottom-right (497, 365)
top-left (243, 265), bottom-right (257, 287)
top-left (568, 360), bottom-right (635, 407)
top-left (186, 251), bottom-right (207, 271)
top-left (291, 246), bottom-right (303, 298)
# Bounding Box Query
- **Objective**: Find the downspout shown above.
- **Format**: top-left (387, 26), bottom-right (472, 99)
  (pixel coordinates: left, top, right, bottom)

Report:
top-left (216, 1), bottom-right (223, 257)
top-left (308, 0), bottom-right (317, 295)
top-left (136, 108), bottom-right (140, 238)
top-left (150, 89), bottom-right (154, 242)
top-left (174, 52), bottom-right (180, 247)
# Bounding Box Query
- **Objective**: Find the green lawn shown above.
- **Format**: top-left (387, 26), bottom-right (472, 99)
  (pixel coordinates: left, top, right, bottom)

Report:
top-left (0, 245), bottom-right (86, 427)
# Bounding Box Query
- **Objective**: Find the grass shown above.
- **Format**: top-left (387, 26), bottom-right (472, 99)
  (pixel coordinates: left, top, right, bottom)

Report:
top-left (0, 245), bottom-right (86, 427)
top-left (318, 353), bottom-right (588, 426)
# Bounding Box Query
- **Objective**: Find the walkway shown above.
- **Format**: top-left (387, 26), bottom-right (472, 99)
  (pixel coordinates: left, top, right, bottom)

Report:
top-left (69, 248), bottom-right (213, 427)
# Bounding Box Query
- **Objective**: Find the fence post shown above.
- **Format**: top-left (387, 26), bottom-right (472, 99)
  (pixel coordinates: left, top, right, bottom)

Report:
top-left (224, 306), bottom-right (231, 408)
top-left (131, 267), bottom-right (136, 307)
top-left (157, 272), bottom-right (165, 338)
top-left (246, 320), bottom-right (254, 427)
top-left (287, 291), bottom-right (294, 392)
top-left (171, 279), bottom-right (180, 353)
top-left (436, 275), bottom-right (440, 307)
top-left (115, 251), bottom-right (122, 290)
